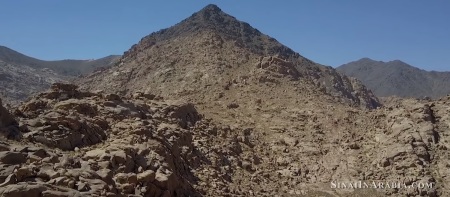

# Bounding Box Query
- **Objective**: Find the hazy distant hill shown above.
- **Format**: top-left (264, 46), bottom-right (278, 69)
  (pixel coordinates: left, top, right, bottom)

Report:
top-left (0, 46), bottom-right (119, 76)
top-left (337, 58), bottom-right (450, 98)
top-left (0, 46), bottom-right (119, 105)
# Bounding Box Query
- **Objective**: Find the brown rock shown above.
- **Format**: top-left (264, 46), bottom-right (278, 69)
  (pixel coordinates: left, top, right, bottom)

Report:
top-left (137, 170), bottom-right (156, 183)
top-left (0, 98), bottom-right (17, 128)
top-left (51, 83), bottom-right (78, 92)
top-left (41, 156), bottom-right (60, 164)
top-left (31, 149), bottom-right (50, 158)
top-left (0, 99), bottom-right (20, 139)
top-left (0, 182), bottom-right (47, 197)
top-left (0, 174), bottom-right (17, 187)
top-left (113, 173), bottom-right (138, 185)
top-left (0, 143), bottom-right (9, 151)
top-left (83, 149), bottom-right (107, 160)
top-left (42, 190), bottom-right (82, 197)
top-left (76, 182), bottom-right (90, 192)
top-left (0, 152), bottom-right (27, 165)
top-left (0, 164), bottom-right (17, 183)
top-left (15, 167), bottom-right (34, 182)
top-left (96, 169), bottom-right (113, 183)
top-left (153, 169), bottom-right (178, 191)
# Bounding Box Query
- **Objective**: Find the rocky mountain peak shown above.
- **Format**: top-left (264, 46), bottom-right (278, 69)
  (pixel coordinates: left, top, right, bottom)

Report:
top-left (191, 4), bottom-right (241, 28)
top-left (199, 4), bottom-right (222, 14)
top-left (357, 57), bottom-right (377, 63)
top-left (183, 4), bottom-right (236, 32)
top-left (119, 4), bottom-right (298, 62)
top-left (83, 4), bottom-right (380, 110)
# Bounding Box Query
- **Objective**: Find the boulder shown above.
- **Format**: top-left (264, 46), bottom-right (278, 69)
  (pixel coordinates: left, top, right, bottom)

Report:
top-left (0, 98), bottom-right (20, 139)
top-left (137, 170), bottom-right (156, 183)
top-left (0, 182), bottom-right (47, 197)
top-left (0, 152), bottom-right (27, 165)
top-left (0, 98), bottom-right (17, 128)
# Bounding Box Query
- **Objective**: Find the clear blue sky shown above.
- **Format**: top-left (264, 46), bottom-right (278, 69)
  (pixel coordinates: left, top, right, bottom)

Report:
top-left (1, 1), bottom-right (449, 71)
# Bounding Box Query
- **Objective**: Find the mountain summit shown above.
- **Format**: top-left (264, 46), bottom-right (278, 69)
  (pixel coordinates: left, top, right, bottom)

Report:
top-left (121, 4), bottom-right (296, 62)
top-left (81, 4), bottom-right (379, 109)
top-left (197, 4), bottom-right (223, 16)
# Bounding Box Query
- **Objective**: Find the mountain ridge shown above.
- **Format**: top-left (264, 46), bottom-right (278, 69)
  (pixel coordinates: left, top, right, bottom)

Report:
top-left (0, 45), bottom-right (120, 105)
top-left (0, 45), bottom-right (120, 76)
top-left (337, 58), bottom-right (450, 98)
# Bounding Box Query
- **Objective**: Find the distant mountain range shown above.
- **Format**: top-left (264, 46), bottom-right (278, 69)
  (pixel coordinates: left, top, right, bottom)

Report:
top-left (0, 45), bottom-right (119, 105)
top-left (0, 46), bottom-right (119, 76)
top-left (337, 58), bottom-right (450, 98)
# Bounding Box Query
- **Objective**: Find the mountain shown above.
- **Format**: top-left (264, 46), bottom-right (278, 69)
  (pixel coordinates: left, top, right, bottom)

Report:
top-left (337, 58), bottom-right (450, 98)
top-left (0, 46), bottom-right (120, 76)
top-left (80, 4), bottom-right (379, 109)
top-left (2, 4), bottom-right (449, 197)
top-left (0, 59), bottom-right (67, 105)
top-left (0, 46), bottom-right (119, 105)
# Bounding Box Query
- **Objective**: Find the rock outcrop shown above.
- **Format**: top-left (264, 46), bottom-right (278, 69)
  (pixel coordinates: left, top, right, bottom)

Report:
top-left (0, 98), bottom-right (20, 139)
top-left (0, 84), bottom-right (259, 196)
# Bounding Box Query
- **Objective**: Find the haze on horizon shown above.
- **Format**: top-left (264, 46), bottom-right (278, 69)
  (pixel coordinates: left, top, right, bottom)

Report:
top-left (1, 0), bottom-right (449, 71)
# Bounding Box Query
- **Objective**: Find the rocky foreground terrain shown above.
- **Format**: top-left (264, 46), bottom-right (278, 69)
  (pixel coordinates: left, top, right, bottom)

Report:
top-left (1, 83), bottom-right (450, 196)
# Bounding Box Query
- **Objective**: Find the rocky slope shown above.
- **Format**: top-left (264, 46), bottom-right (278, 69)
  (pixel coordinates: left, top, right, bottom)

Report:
top-left (1, 83), bottom-right (450, 196)
top-left (0, 84), bottom-right (246, 196)
top-left (80, 4), bottom-right (379, 110)
top-left (0, 46), bottom-right (119, 105)
top-left (337, 58), bottom-right (450, 98)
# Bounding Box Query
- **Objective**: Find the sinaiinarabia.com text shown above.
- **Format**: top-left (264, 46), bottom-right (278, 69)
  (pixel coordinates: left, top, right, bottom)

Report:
top-left (331, 180), bottom-right (434, 190)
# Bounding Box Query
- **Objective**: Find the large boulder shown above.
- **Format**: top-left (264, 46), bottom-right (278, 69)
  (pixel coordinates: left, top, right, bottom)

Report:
top-left (0, 98), bottom-right (20, 139)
